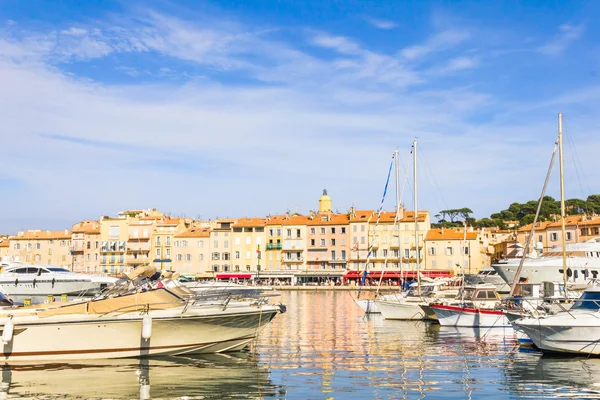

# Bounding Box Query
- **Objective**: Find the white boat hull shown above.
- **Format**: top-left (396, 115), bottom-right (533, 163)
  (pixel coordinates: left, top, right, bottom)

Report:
top-left (354, 299), bottom-right (380, 314)
top-left (376, 299), bottom-right (426, 320)
top-left (0, 304), bottom-right (280, 361)
top-left (516, 316), bottom-right (600, 355)
top-left (431, 305), bottom-right (511, 327)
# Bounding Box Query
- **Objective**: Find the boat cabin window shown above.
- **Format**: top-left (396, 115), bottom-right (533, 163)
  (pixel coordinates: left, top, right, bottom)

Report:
top-left (46, 267), bottom-right (70, 272)
top-left (571, 291), bottom-right (600, 311)
top-left (462, 289), bottom-right (475, 299)
top-left (11, 267), bottom-right (38, 274)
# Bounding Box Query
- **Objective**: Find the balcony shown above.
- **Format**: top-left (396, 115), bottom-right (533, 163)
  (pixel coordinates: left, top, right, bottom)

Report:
top-left (127, 248), bottom-right (150, 253)
top-left (266, 243), bottom-right (282, 250)
top-left (128, 237), bottom-right (150, 241)
top-left (283, 258), bottom-right (304, 263)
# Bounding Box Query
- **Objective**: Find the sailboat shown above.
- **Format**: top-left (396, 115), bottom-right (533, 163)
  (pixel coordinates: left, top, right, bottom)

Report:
top-left (514, 113), bottom-right (600, 355)
top-left (376, 141), bottom-right (458, 320)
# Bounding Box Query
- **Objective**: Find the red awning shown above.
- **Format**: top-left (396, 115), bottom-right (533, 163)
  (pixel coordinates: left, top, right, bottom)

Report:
top-left (343, 270), bottom-right (453, 279)
top-left (215, 273), bottom-right (253, 279)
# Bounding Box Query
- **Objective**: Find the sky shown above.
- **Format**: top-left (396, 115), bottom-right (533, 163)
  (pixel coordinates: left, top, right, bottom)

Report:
top-left (1, 0), bottom-right (599, 234)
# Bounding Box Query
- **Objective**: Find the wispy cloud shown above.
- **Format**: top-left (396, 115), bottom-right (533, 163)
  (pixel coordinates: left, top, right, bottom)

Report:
top-left (538, 23), bottom-right (584, 55)
top-left (400, 29), bottom-right (470, 60)
top-left (365, 17), bottom-right (397, 30)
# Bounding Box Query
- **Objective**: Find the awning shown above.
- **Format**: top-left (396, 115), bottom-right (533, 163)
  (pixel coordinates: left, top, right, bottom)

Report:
top-left (216, 273), bottom-right (253, 279)
top-left (343, 270), bottom-right (453, 279)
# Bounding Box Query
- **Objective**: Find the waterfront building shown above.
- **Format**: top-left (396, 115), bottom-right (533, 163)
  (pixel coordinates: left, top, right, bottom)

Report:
top-left (126, 219), bottom-right (154, 272)
top-left (71, 220), bottom-right (101, 273)
top-left (9, 230), bottom-right (72, 267)
top-left (424, 227), bottom-right (486, 275)
top-left (305, 212), bottom-right (350, 277)
top-left (578, 215), bottom-right (600, 241)
top-left (0, 237), bottom-right (10, 259)
top-left (99, 213), bottom-right (130, 274)
top-left (172, 225), bottom-right (211, 276)
top-left (265, 215), bottom-right (286, 272)
top-left (151, 217), bottom-right (191, 272)
top-left (281, 213), bottom-right (310, 274)
top-left (516, 216), bottom-right (600, 252)
top-left (231, 218), bottom-right (267, 277)
top-left (209, 219), bottom-right (235, 274)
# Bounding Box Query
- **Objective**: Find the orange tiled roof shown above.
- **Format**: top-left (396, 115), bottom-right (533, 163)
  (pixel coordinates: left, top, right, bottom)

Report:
top-left (10, 230), bottom-right (72, 240)
top-left (426, 228), bottom-right (478, 241)
top-left (281, 215), bottom-right (312, 226)
top-left (547, 215), bottom-right (583, 228)
top-left (579, 217), bottom-right (600, 226)
top-left (156, 218), bottom-right (182, 226)
top-left (349, 210), bottom-right (374, 222)
top-left (0, 239), bottom-right (9, 248)
top-left (306, 213), bottom-right (349, 226)
top-left (235, 218), bottom-right (267, 228)
top-left (264, 215), bottom-right (288, 226)
top-left (175, 227), bottom-right (210, 238)
top-left (72, 220), bottom-right (100, 233)
top-left (518, 221), bottom-right (552, 232)
top-left (349, 210), bottom-right (428, 223)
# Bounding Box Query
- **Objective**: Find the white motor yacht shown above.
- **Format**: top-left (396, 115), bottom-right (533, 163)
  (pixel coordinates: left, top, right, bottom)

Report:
top-left (492, 238), bottom-right (600, 286)
top-left (0, 266), bottom-right (285, 361)
top-left (0, 260), bottom-right (117, 302)
top-left (514, 287), bottom-right (600, 355)
top-left (375, 281), bottom-right (460, 320)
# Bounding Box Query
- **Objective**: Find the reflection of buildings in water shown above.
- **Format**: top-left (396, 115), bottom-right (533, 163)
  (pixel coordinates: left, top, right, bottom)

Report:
top-left (0, 353), bottom-right (282, 399)
top-left (504, 352), bottom-right (600, 398)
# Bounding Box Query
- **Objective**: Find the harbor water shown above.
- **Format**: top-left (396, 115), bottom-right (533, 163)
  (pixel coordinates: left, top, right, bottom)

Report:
top-left (2, 290), bottom-right (600, 399)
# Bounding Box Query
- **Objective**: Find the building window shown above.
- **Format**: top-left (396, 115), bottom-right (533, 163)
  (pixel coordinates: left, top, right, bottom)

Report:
top-left (331, 227), bottom-right (336, 234)
top-left (198, 241), bottom-right (204, 248)
top-left (177, 254), bottom-right (182, 261)
top-left (550, 233), bottom-right (558, 241)
top-left (331, 250), bottom-right (336, 260)
top-left (286, 229), bottom-right (292, 238)
top-left (429, 247), bottom-right (436, 256)
top-left (235, 251), bottom-right (240, 259)
top-left (166, 249), bottom-right (170, 257)
top-left (310, 228), bottom-right (315, 234)
top-left (224, 240), bottom-right (229, 248)
top-left (566, 232), bottom-right (572, 241)
top-left (156, 249), bottom-right (160, 257)
top-left (310, 239), bottom-right (315, 246)
top-left (341, 227), bottom-right (346, 234)
top-left (223, 252), bottom-right (230, 261)
top-left (109, 225), bottom-right (120, 239)
top-left (341, 250), bottom-right (346, 260)
top-left (445, 247), bottom-right (453, 255)
top-left (331, 239), bottom-right (336, 246)
top-left (156, 236), bottom-right (161, 246)
top-left (213, 240), bottom-right (218, 248)
top-left (212, 252), bottom-right (220, 261)
top-left (361, 237), bottom-right (365, 244)
top-left (185, 254), bottom-right (191, 261)
top-left (213, 265), bottom-right (219, 272)
top-left (320, 239), bottom-right (326, 246)
top-left (320, 228), bottom-right (326, 234)
top-left (200, 254), bottom-right (204, 261)
top-left (174, 241), bottom-right (179, 247)
top-left (35, 243), bottom-right (41, 250)
top-left (166, 237), bottom-right (171, 246)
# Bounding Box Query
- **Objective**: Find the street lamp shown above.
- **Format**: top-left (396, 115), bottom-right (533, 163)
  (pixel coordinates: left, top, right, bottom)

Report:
top-left (256, 245), bottom-right (261, 285)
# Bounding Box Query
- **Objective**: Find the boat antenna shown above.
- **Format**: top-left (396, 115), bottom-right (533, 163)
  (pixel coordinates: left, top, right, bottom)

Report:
top-left (558, 112), bottom-right (569, 297)
top-left (508, 131), bottom-right (559, 297)
top-left (413, 140), bottom-right (421, 296)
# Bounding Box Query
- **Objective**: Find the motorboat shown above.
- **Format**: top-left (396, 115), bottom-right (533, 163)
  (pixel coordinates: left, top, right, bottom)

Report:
top-left (375, 280), bottom-right (461, 320)
top-left (514, 287), bottom-right (600, 355)
top-left (429, 284), bottom-right (511, 327)
top-left (0, 259), bottom-right (118, 303)
top-left (464, 267), bottom-right (510, 294)
top-left (0, 266), bottom-right (285, 361)
top-left (492, 238), bottom-right (600, 286)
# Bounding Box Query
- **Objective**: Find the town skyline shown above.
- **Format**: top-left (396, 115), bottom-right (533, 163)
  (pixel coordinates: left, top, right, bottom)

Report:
top-left (1, 1), bottom-right (599, 233)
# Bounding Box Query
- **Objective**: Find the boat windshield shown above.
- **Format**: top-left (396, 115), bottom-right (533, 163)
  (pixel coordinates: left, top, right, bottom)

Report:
top-left (571, 291), bottom-right (600, 311)
top-left (46, 267), bottom-right (70, 272)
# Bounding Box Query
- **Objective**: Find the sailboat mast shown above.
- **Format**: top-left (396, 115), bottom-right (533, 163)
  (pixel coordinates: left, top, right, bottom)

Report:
top-left (394, 150), bottom-right (403, 288)
top-left (413, 140), bottom-right (421, 295)
top-left (558, 112), bottom-right (568, 295)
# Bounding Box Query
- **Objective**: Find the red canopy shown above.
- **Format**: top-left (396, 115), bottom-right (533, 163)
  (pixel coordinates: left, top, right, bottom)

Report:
top-left (343, 270), bottom-right (453, 280)
top-left (215, 273), bottom-right (253, 279)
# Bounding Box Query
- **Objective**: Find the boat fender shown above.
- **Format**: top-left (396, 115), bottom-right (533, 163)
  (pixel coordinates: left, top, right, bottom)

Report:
top-left (52, 278), bottom-right (56, 288)
top-left (14, 279), bottom-right (18, 287)
top-left (2, 319), bottom-right (14, 344)
top-left (142, 315), bottom-right (152, 340)
top-left (32, 278), bottom-right (36, 288)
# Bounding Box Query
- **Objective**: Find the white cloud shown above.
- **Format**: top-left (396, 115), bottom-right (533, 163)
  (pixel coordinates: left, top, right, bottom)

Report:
top-left (400, 29), bottom-right (469, 60)
top-left (0, 11), bottom-right (597, 233)
top-left (538, 23), bottom-right (584, 55)
top-left (365, 17), bottom-right (397, 30)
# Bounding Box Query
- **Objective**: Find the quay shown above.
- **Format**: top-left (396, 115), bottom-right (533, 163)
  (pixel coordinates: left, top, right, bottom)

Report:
top-left (265, 285), bottom-right (401, 292)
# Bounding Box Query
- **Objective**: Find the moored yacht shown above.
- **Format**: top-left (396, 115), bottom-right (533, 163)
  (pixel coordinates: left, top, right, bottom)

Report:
top-left (429, 284), bottom-right (510, 327)
top-left (492, 238), bottom-right (600, 286)
top-left (514, 287), bottom-right (600, 355)
top-left (0, 266), bottom-right (285, 361)
top-left (0, 260), bottom-right (117, 303)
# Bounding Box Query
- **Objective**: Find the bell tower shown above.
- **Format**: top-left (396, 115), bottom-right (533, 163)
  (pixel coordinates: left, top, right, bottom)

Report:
top-left (319, 189), bottom-right (332, 213)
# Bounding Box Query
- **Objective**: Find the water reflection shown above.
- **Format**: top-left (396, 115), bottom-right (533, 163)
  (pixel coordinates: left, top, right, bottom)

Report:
top-left (1, 352), bottom-right (283, 399)
top-left (504, 352), bottom-right (600, 398)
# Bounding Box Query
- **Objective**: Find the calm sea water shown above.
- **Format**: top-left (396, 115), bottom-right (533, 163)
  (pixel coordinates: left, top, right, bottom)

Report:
top-left (3, 290), bottom-right (600, 399)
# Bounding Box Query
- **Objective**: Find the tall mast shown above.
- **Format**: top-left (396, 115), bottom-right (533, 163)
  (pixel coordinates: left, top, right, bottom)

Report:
top-left (413, 140), bottom-right (421, 295)
top-left (558, 112), bottom-right (568, 296)
top-left (394, 150), bottom-right (403, 289)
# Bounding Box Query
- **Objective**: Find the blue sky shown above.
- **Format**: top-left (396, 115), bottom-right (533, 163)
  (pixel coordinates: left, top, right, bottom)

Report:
top-left (1, 0), bottom-right (599, 233)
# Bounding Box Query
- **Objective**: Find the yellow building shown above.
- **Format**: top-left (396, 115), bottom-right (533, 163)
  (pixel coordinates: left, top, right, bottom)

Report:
top-left (425, 227), bottom-right (488, 275)
top-left (209, 219), bottom-right (235, 274)
top-left (173, 225), bottom-right (211, 275)
top-left (231, 218), bottom-right (267, 276)
top-left (151, 218), bottom-right (191, 272)
top-left (9, 230), bottom-right (72, 267)
top-left (281, 214), bottom-right (310, 272)
top-left (265, 215), bottom-right (286, 272)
